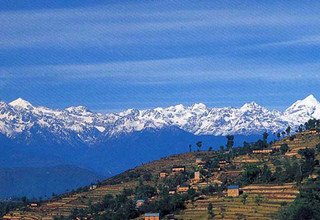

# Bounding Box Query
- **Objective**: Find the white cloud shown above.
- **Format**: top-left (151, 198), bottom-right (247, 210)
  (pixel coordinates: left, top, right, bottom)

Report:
top-left (1, 56), bottom-right (320, 86)
top-left (1, 3), bottom-right (320, 49)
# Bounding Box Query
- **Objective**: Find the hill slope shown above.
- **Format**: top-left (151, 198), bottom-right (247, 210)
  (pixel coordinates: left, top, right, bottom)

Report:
top-left (0, 165), bottom-right (102, 199)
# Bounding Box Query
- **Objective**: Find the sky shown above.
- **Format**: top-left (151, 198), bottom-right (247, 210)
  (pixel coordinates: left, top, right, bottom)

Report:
top-left (1, 0), bottom-right (320, 113)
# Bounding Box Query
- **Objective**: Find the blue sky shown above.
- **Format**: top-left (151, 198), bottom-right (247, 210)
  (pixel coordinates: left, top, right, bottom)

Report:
top-left (1, 0), bottom-right (320, 112)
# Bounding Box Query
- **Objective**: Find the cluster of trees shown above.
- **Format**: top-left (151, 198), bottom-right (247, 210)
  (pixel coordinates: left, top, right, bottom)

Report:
top-left (0, 200), bottom-right (24, 217)
top-left (0, 197), bottom-right (35, 217)
top-left (240, 164), bottom-right (272, 185)
top-left (140, 193), bottom-right (189, 216)
top-left (278, 180), bottom-right (320, 220)
top-left (189, 134), bottom-right (235, 153)
top-left (71, 192), bottom-right (139, 220)
top-left (240, 147), bottom-right (319, 186)
top-left (303, 119), bottom-right (320, 131)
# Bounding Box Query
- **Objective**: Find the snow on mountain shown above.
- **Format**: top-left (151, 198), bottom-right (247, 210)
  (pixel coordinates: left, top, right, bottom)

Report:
top-left (0, 95), bottom-right (319, 144)
top-left (282, 94), bottom-right (320, 125)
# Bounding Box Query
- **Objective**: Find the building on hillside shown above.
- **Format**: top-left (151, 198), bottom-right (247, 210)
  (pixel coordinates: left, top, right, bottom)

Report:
top-left (136, 199), bottom-right (145, 208)
top-left (197, 162), bottom-right (206, 168)
top-left (272, 144), bottom-right (281, 150)
top-left (309, 174), bottom-right (318, 180)
top-left (227, 185), bottom-right (240, 197)
top-left (177, 183), bottom-right (190, 193)
top-left (213, 179), bottom-right (223, 186)
top-left (252, 149), bottom-right (273, 154)
top-left (89, 185), bottom-right (97, 190)
top-left (169, 189), bottom-right (176, 195)
top-left (219, 160), bottom-right (230, 168)
top-left (194, 171), bottom-right (200, 181)
top-left (172, 166), bottom-right (185, 173)
top-left (301, 129), bottom-right (319, 135)
top-left (159, 170), bottom-right (168, 178)
top-left (309, 129), bottom-right (319, 134)
top-left (196, 158), bottom-right (203, 164)
top-left (28, 203), bottom-right (38, 208)
top-left (144, 213), bottom-right (160, 220)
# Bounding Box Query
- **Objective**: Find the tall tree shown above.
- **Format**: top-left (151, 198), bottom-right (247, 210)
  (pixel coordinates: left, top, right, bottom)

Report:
top-left (280, 144), bottom-right (289, 155)
top-left (277, 132), bottom-right (281, 140)
top-left (207, 202), bottom-right (214, 218)
top-left (286, 126), bottom-right (291, 136)
top-left (226, 135), bottom-right (234, 150)
top-left (262, 132), bottom-right (269, 143)
top-left (196, 141), bottom-right (202, 152)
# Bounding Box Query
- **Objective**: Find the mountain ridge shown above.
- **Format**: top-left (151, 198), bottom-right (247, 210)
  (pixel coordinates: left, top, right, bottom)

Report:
top-left (1, 95), bottom-right (319, 144)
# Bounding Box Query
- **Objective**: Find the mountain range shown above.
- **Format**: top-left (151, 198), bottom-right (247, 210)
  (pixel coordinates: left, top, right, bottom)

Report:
top-left (1, 94), bottom-right (319, 141)
top-left (0, 94), bottom-right (319, 198)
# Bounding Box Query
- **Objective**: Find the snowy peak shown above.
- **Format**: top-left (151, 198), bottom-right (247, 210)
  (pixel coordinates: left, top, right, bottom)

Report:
top-left (9, 98), bottom-right (33, 110)
top-left (289, 94), bottom-right (319, 109)
top-left (285, 95), bottom-right (320, 112)
top-left (192, 103), bottom-right (207, 110)
top-left (240, 102), bottom-right (264, 111)
top-left (65, 106), bottom-right (91, 114)
top-left (283, 94), bottom-right (320, 124)
top-left (302, 94), bottom-right (319, 105)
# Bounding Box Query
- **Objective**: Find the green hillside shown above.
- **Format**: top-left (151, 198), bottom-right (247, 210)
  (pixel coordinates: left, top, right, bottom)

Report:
top-left (3, 121), bottom-right (320, 220)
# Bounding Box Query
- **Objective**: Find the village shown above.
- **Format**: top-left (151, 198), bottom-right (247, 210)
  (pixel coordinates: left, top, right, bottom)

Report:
top-left (3, 126), bottom-right (320, 220)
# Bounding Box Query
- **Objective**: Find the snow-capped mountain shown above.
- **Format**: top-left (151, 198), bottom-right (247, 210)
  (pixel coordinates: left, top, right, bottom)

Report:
top-left (0, 95), bottom-right (319, 145)
top-left (282, 95), bottom-right (320, 125)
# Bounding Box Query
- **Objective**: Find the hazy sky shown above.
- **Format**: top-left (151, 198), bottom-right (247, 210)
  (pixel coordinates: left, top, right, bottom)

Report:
top-left (1, 0), bottom-right (320, 112)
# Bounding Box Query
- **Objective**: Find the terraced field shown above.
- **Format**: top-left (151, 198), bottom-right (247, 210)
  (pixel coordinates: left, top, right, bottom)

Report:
top-left (3, 182), bottom-right (136, 220)
top-left (177, 184), bottom-right (299, 220)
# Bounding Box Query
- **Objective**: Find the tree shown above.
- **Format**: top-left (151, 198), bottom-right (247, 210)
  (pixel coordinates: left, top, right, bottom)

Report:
top-left (208, 146), bottom-right (213, 152)
top-left (189, 144), bottom-right (192, 152)
top-left (241, 193), bottom-right (248, 205)
top-left (135, 184), bottom-right (156, 200)
top-left (196, 141), bottom-right (202, 152)
top-left (273, 166), bottom-right (284, 183)
top-left (280, 144), bottom-right (289, 155)
top-left (277, 132), bottom-right (281, 140)
top-left (226, 135), bottom-right (234, 150)
top-left (21, 196), bottom-right (28, 205)
top-left (316, 143), bottom-right (320, 153)
top-left (298, 148), bottom-right (315, 161)
top-left (207, 202), bottom-right (214, 218)
top-left (242, 164), bottom-right (260, 184)
top-left (220, 206), bottom-right (226, 218)
top-left (187, 188), bottom-right (197, 201)
top-left (286, 126), bottom-right (291, 136)
top-left (262, 132), bottom-right (269, 144)
top-left (254, 195), bottom-right (263, 206)
top-left (298, 148), bottom-right (316, 176)
top-left (260, 164), bottom-right (272, 183)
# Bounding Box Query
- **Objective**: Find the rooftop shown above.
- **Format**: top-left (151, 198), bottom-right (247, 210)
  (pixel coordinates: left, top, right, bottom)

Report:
top-left (172, 165), bottom-right (185, 168)
top-left (145, 213), bottom-right (160, 217)
top-left (227, 185), bottom-right (239, 189)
